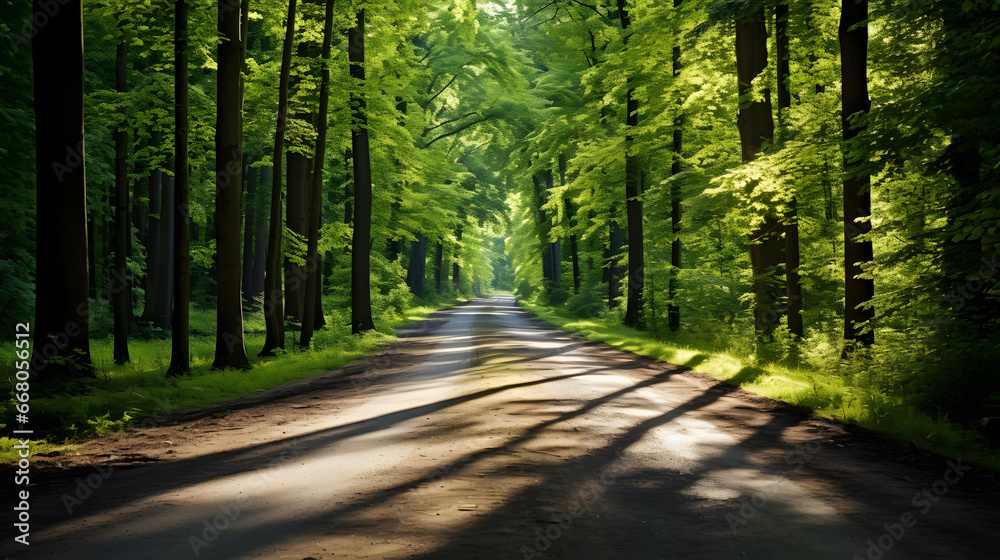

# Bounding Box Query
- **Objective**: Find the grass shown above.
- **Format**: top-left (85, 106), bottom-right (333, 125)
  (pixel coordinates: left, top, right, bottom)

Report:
top-left (520, 301), bottom-right (1000, 473)
top-left (1, 295), bottom-right (462, 463)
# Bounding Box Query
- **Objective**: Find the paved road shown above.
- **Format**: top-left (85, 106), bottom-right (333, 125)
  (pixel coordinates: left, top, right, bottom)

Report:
top-left (5, 297), bottom-right (999, 559)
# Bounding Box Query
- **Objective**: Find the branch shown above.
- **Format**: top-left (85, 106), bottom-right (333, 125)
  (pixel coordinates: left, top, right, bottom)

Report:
top-left (423, 116), bottom-right (490, 148)
top-left (521, 0), bottom-right (557, 23)
top-left (570, 0), bottom-right (602, 15)
top-left (422, 111), bottom-right (480, 137)
top-left (421, 74), bottom-right (458, 109)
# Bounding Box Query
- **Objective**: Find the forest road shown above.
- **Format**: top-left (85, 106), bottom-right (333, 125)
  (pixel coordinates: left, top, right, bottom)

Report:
top-left (5, 297), bottom-right (999, 560)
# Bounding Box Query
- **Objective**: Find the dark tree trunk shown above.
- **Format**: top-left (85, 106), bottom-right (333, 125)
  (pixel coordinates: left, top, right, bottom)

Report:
top-left (532, 174), bottom-right (552, 283)
top-left (213, 0), bottom-right (250, 369)
top-left (301, 0), bottom-right (335, 347)
top-left (453, 221), bottom-right (463, 289)
top-left (252, 166), bottom-right (270, 298)
top-left (775, 0), bottom-right (803, 337)
top-left (349, 10), bottom-right (376, 333)
top-left (112, 40), bottom-right (131, 364)
top-left (260, 0), bottom-right (296, 356)
top-left (153, 176), bottom-right (176, 327)
top-left (736, 12), bottom-right (784, 335)
top-left (559, 155), bottom-right (581, 293)
top-left (608, 220), bottom-right (622, 308)
top-left (839, 0), bottom-right (874, 347)
top-left (168, 0), bottom-right (191, 376)
top-left (285, 151), bottom-right (310, 322)
top-left (141, 167), bottom-right (162, 321)
top-left (406, 234), bottom-right (427, 298)
top-left (31, 0), bottom-right (93, 381)
top-left (434, 242), bottom-right (443, 292)
top-left (242, 164), bottom-right (257, 302)
top-left (544, 170), bottom-right (561, 287)
top-left (618, 0), bottom-right (644, 329)
top-left (668, 0), bottom-right (683, 332)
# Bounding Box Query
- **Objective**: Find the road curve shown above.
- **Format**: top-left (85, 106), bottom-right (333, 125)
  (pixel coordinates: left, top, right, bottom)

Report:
top-left (5, 297), bottom-right (998, 559)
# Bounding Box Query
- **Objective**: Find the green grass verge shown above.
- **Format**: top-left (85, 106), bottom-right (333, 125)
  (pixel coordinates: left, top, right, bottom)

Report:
top-left (521, 301), bottom-right (1000, 473)
top-left (1, 297), bottom-right (462, 463)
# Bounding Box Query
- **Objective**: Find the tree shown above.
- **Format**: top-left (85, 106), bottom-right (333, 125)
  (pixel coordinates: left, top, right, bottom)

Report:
top-left (667, 0), bottom-right (683, 332)
top-left (618, 0), bottom-right (645, 329)
top-left (260, 0), bottom-right (298, 356)
top-left (300, 0), bottom-right (335, 347)
top-left (112, 37), bottom-right (130, 364)
top-left (213, 0), bottom-right (250, 369)
top-left (349, 8), bottom-right (376, 333)
top-left (736, 6), bottom-right (784, 336)
top-left (168, 0), bottom-right (191, 376)
top-left (776, 0), bottom-right (803, 337)
top-left (31, 0), bottom-right (93, 381)
top-left (840, 0), bottom-right (874, 347)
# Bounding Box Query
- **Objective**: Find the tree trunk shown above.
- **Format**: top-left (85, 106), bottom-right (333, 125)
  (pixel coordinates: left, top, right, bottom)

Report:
top-left (112, 40), bottom-right (131, 364)
top-left (31, 0), bottom-right (93, 381)
top-left (453, 221), bottom-right (463, 290)
top-left (434, 242), bottom-right (443, 292)
top-left (839, 0), bottom-right (874, 347)
top-left (285, 151), bottom-right (310, 322)
top-left (213, 0), bottom-right (250, 369)
top-left (775, 0), bottom-right (804, 337)
top-left (141, 167), bottom-right (162, 321)
top-left (168, 0), bottom-right (191, 376)
top-left (608, 220), bottom-right (622, 308)
top-left (301, 0), bottom-right (335, 347)
top-left (544, 170), bottom-right (561, 287)
top-left (349, 9), bottom-right (376, 333)
top-left (668, 0), bottom-right (683, 332)
top-left (242, 164), bottom-right (257, 302)
top-left (252, 166), bottom-right (270, 299)
top-left (559, 155), bottom-right (581, 293)
top-left (618, 0), bottom-right (644, 329)
top-left (406, 234), bottom-right (427, 298)
top-left (260, 0), bottom-right (297, 356)
top-left (736, 12), bottom-right (784, 335)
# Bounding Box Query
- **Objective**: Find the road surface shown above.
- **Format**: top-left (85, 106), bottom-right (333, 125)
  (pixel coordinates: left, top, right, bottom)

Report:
top-left (4, 297), bottom-right (998, 559)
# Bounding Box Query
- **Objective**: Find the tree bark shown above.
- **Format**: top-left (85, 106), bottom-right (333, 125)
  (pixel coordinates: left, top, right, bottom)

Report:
top-left (559, 155), bottom-right (581, 293)
top-left (112, 39), bottom-right (131, 364)
top-left (141, 166), bottom-right (162, 322)
top-left (736, 12), bottom-right (784, 335)
top-left (252, 166), bottom-right (270, 299)
top-left (406, 234), bottom-right (427, 298)
top-left (349, 9), bottom-right (376, 333)
top-left (301, 0), bottom-right (336, 347)
top-left (608, 220), bottom-right (622, 308)
top-left (242, 164), bottom-right (257, 302)
top-left (434, 242), bottom-right (444, 292)
top-left (839, 0), bottom-right (874, 346)
top-left (260, 0), bottom-right (297, 356)
top-left (213, 0), bottom-right (250, 369)
top-left (668, 0), bottom-right (683, 332)
top-left (154, 176), bottom-right (175, 327)
top-left (618, 0), bottom-right (644, 329)
top-left (31, 0), bottom-right (93, 381)
top-left (168, 0), bottom-right (191, 376)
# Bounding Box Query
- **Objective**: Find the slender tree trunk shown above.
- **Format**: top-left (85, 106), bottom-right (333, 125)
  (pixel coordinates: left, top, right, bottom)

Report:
top-left (559, 155), bottom-right (581, 294)
top-left (112, 40), bottom-right (131, 364)
top-left (252, 166), bottom-right (269, 298)
top-left (301, 0), bottom-right (335, 347)
top-left (775, 0), bottom-right (804, 337)
top-left (154, 176), bottom-right (175, 327)
top-left (736, 12), bottom-right (784, 335)
top-left (260, 0), bottom-right (297, 356)
top-left (618, 0), bottom-right (644, 329)
top-left (839, 0), bottom-right (874, 346)
top-left (31, 0), bottom-right (93, 381)
top-left (141, 167), bottom-right (162, 321)
top-left (544, 170), bottom-right (561, 287)
top-left (349, 9), bottom-right (375, 333)
top-left (168, 0), bottom-right (191, 375)
top-left (242, 164), bottom-right (257, 302)
top-left (213, 0), bottom-right (250, 369)
top-left (668, 0), bottom-right (683, 332)
top-left (406, 234), bottom-right (427, 298)
top-left (453, 221), bottom-right (463, 290)
top-left (285, 151), bottom-right (310, 321)
top-left (434, 242), bottom-right (443, 292)
top-left (608, 220), bottom-right (622, 308)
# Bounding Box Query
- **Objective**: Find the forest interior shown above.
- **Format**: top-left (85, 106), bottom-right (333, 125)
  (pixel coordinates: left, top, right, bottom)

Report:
top-left (2, 0), bottom-right (1000, 557)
